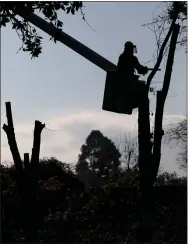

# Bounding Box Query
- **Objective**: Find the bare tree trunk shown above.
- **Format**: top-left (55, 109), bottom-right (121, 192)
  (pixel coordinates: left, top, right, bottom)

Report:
top-left (31, 120), bottom-right (45, 167)
top-left (136, 23), bottom-right (180, 243)
top-left (137, 89), bottom-right (154, 242)
top-left (27, 120), bottom-right (45, 242)
top-left (3, 102), bottom-right (45, 242)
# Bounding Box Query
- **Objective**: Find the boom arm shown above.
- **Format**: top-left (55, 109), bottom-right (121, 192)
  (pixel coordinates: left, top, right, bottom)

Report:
top-left (16, 9), bottom-right (117, 72)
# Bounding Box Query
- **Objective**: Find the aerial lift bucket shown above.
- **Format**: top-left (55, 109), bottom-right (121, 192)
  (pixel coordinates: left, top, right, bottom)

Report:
top-left (102, 71), bottom-right (146, 115)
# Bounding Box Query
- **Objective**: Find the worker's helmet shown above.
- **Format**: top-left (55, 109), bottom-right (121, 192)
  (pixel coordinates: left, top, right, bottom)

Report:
top-left (124, 41), bottom-right (137, 53)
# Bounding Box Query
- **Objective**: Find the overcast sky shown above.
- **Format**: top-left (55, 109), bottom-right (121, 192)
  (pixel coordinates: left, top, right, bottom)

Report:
top-left (1, 2), bottom-right (186, 176)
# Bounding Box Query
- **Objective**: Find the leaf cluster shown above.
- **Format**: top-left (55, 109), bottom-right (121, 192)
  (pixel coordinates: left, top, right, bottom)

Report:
top-left (0, 2), bottom-right (83, 58)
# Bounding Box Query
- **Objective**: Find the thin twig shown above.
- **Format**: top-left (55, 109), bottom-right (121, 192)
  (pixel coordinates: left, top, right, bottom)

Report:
top-left (80, 7), bottom-right (96, 32)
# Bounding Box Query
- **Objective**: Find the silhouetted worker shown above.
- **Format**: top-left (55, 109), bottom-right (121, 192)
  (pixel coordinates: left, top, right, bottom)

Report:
top-left (117, 41), bottom-right (148, 78)
top-left (116, 41), bottom-right (148, 114)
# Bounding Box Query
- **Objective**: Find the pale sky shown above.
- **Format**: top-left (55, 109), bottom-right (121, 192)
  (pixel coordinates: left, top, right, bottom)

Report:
top-left (1, 2), bottom-right (186, 176)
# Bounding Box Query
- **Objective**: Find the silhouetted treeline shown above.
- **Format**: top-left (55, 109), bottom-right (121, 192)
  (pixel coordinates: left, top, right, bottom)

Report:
top-left (1, 157), bottom-right (187, 243)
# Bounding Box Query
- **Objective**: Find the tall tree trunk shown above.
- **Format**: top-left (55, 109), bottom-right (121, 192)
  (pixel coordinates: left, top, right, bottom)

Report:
top-left (137, 23), bottom-right (180, 243)
top-left (27, 120), bottom-right (45, 242)
top-left (137, 89), bottom-right (154, 242)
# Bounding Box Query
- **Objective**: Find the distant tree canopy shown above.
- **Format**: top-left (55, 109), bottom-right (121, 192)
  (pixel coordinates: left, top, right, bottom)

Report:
top-left (75, 130), bottom-right (121, 188)
top-left (0, 2), bottom-right (83, 58)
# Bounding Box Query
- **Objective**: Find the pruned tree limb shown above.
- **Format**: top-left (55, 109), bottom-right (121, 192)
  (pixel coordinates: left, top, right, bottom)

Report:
top-left (2, 102), bottom-right (23, 173)
top-left (2, 106), bottom-right (45, 241)
top-left (30, 120), bottom-right (45, 167)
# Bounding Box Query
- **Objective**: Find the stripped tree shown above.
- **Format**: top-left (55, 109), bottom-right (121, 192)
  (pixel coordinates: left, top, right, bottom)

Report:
top-left (136, 2), bottom-right (186, 243)
top-left (2, 102), bottom-right (45, 242)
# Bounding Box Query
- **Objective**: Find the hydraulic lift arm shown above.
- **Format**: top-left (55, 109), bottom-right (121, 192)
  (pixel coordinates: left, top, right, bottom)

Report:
top-left (16, 8), bottom-right (117, 72)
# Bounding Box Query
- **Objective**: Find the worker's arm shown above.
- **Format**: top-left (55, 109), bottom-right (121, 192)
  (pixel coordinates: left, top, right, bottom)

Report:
top-left (134, 56), bottom-right (148, 75)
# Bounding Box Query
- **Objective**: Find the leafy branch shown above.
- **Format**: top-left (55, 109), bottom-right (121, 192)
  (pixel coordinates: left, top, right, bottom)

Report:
top-left (0, 2), bottom-right (83, 58)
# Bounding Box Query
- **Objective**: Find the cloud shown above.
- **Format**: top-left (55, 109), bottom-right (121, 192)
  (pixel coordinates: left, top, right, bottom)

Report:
top-left (1, 109), bottom-right (185, 174)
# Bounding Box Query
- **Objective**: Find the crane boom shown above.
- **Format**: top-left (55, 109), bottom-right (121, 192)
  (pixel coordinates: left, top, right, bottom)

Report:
top-left (16, 9), bottom-right (117, 72)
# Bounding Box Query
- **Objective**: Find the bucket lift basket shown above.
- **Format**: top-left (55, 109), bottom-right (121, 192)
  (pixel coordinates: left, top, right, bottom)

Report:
top-left (102, 71), bottom-right (147, 115)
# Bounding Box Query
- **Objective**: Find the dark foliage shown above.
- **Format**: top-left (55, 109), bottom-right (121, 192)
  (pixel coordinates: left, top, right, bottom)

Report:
top-left (1, 158), bottom-right (187, 243)
top-left (167, 1), bottom-right (187, 21)
top-left (168, 1), bottom-right (187, 50)
top-left (0, 2), bottom-right (83, 58)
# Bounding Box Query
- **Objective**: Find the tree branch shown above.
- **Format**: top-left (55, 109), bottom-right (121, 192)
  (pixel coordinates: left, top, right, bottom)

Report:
top-left (146, 17), bottom-right (177, 91)
top-left (162, 24), bottom-right (180, 98)
top-left (2, 102), bottom-right (23, 173)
